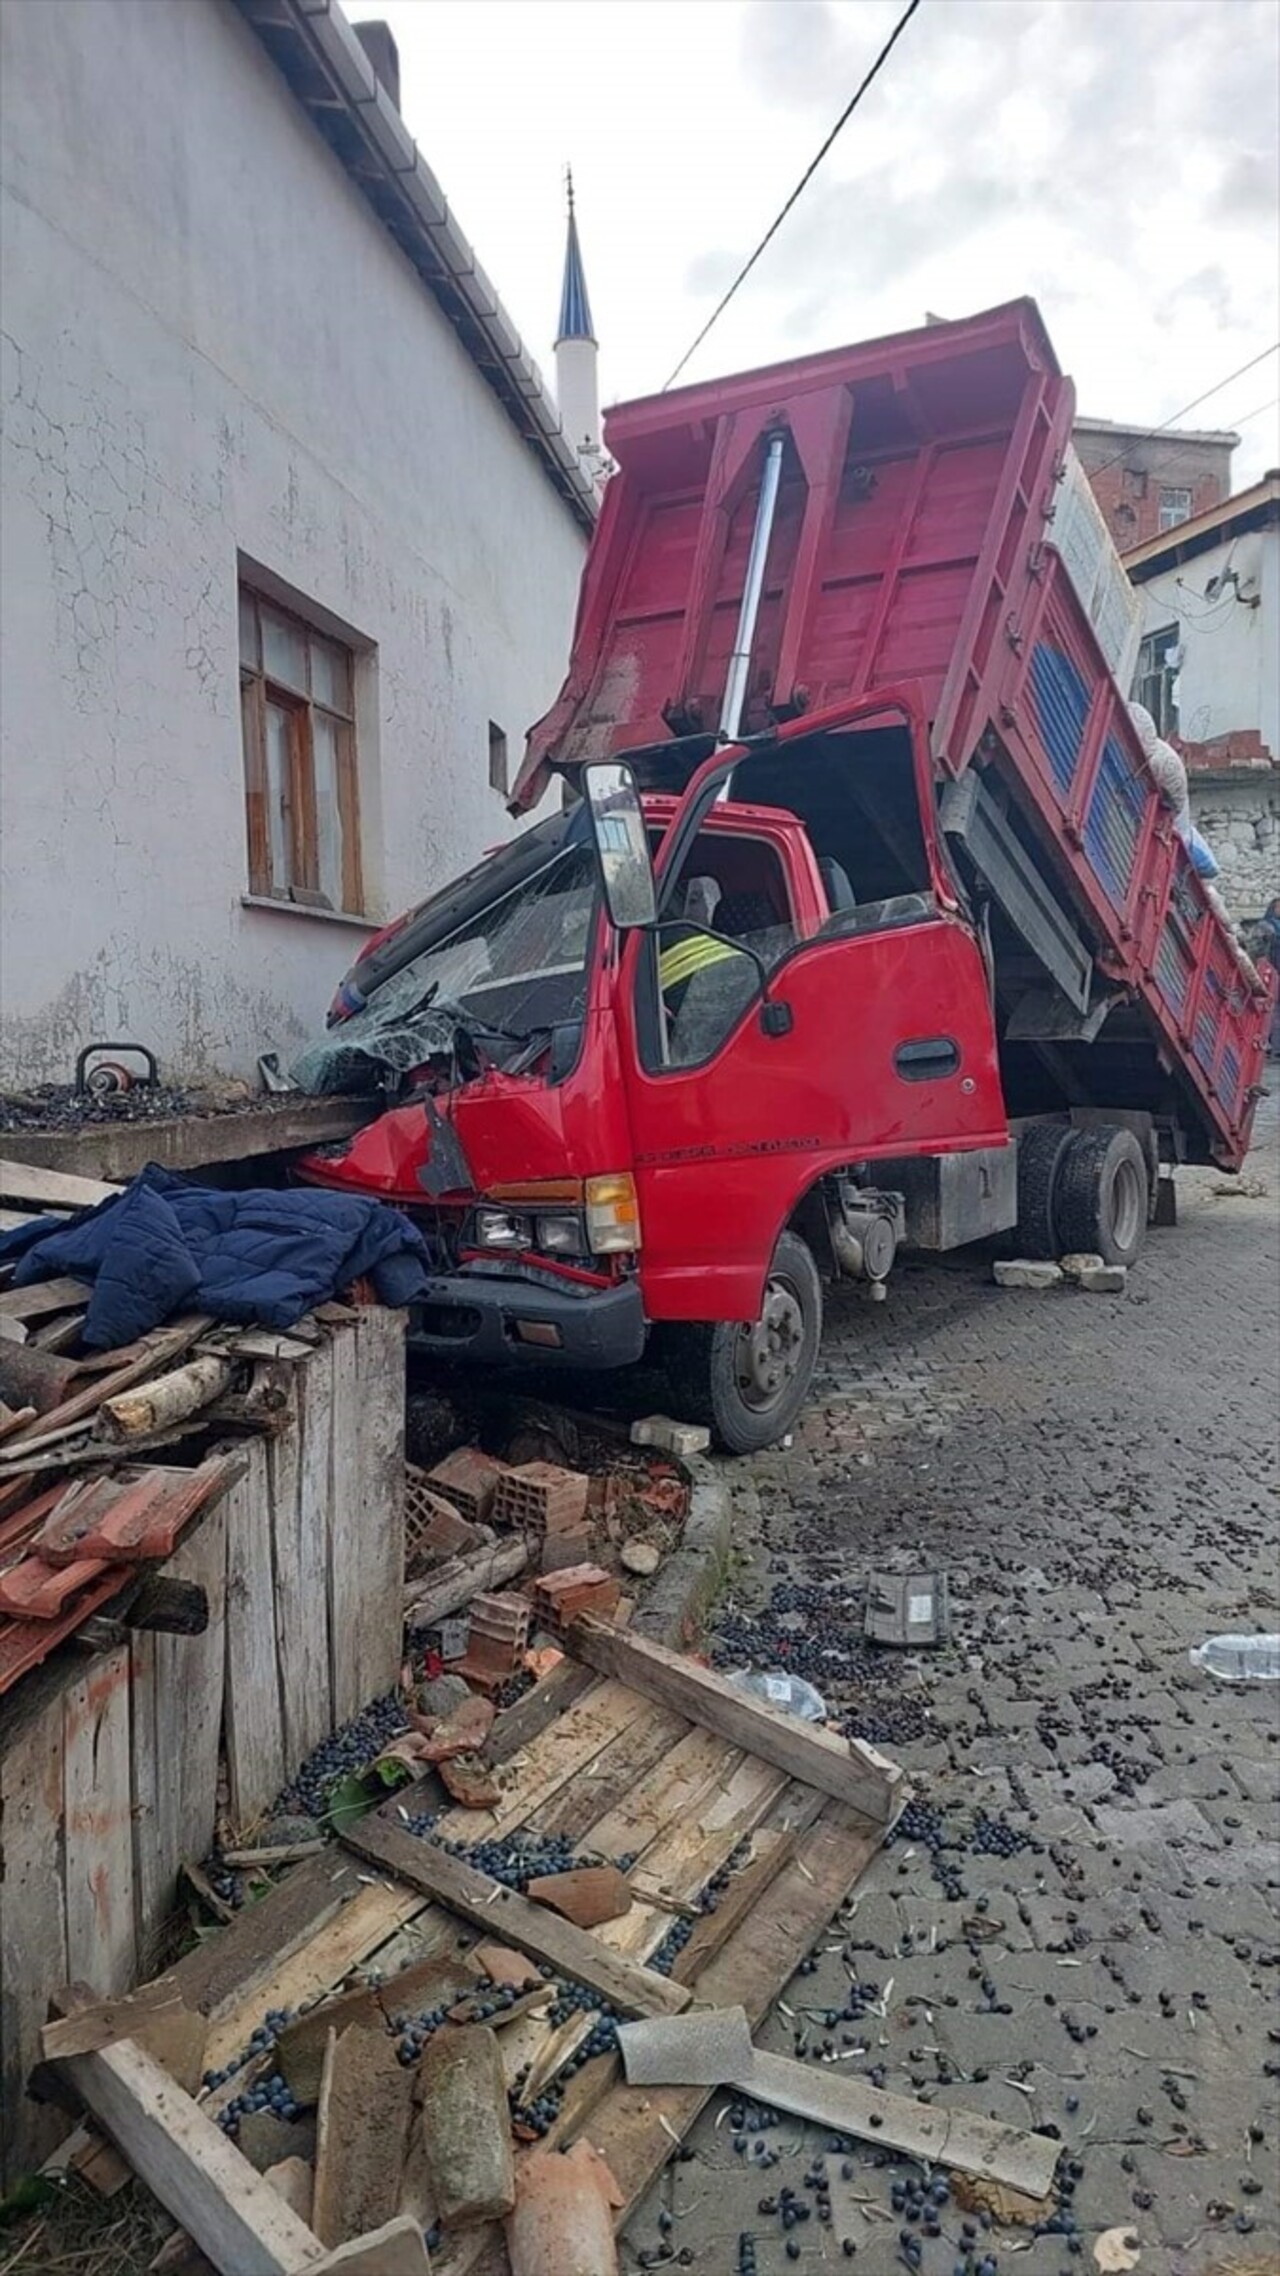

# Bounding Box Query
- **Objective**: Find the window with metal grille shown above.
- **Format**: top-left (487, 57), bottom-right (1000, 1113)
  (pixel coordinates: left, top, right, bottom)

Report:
top-left (1158, 486), bottom-right (1193, 531)
top-left (1135, 624), bottom-right (1180, 739)
top-left (239, 585), bottom-right (364, 913)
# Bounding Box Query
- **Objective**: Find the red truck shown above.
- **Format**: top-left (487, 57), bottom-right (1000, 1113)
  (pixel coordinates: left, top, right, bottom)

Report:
top-left (296, 301), bottom-right (1271, 1449)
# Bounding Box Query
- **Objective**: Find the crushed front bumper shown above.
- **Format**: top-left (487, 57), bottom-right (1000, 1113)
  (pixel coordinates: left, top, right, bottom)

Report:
top-left (408, 1269), bottom-right (647, 1371)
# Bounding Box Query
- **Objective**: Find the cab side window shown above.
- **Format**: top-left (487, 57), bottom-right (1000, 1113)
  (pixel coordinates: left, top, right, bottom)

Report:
top-left (645, 835), bottom-right (794, 1071)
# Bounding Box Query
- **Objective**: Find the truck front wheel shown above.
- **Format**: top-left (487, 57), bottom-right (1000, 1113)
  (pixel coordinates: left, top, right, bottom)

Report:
top-left (664, 1231), bottom-right (823, 1455)
top-left (1054, 1125), bottom-right (1149, 1267)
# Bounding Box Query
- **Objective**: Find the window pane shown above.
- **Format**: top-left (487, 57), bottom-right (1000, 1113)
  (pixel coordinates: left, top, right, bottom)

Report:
top-left (238, 589), bottom-right (259, 669)
top-left (261, 605), bottom-right (307, 692)
top-left (311, 636), bottom-right (350, 713)
top-left (312, 711), bottom-right (343, 909)
top-left (264, 701), bottom-right (295, 890)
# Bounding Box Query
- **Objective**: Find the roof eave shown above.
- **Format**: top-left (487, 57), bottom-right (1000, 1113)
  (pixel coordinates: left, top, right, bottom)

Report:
top-left (233, 0), bottom-right (596, 533)
top-left (1123, 479), bottom-right (1280, 579)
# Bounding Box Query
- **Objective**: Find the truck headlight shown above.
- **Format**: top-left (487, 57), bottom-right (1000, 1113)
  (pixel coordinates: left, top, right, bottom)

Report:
top-left (472, 1207), bottom-right (529, 1250)
top-left (534, 1212), bottom-right (586, 1254)
top-left (585, 1173), bottom-right (641, 1254)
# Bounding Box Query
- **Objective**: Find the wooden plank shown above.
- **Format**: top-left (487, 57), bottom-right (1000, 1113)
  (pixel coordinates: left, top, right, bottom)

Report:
top-left (131, 1518), bottom-right (228, 1942)
top-left (430, 1677), bottom-right (640, 1848)
top-left (326, 1324), bottom-right (362, 1726)
top-left (30, 1312), bottom-right (87, 1354)
top-left (0, 1276), bottom-right (93, 1320)
top-left (172, 1855), bottom-right (363, 2020)
top-left (734, 2048), bottom-right (1062, 2196)
top-left (277, 1341), bottom-right (333, 1766)
top-left (40, 1975), bottom-right (206, 2089)
top-left (485, 1658), bottom-right (597, 1763)
top-left (0, 1693), bottom-right (70, 2185)
top-left (57, 2037), bottom-right (325, 2275)
top-left (1, 1099), bottom-right (379, 1185)
top-left (0, 1157), bottom-right (118, 1210)
top-left (199, 1882), bottom-right (430, 2087)
top-left (578, 1723), bottom-right (751, 1868)
top-left (349, 1307), bottom-right (405, 1710)
top-left (63, 1646), bottom-right (136, 1995)
top-left (570, 1616), bottom-right (903, 1823)
top-left (534, 1703), bottom-right (689, 1842)
top-left (222, 1438), bottom-right (287, 1826)
top-left (338, 1817), bottom-right (690, 2020)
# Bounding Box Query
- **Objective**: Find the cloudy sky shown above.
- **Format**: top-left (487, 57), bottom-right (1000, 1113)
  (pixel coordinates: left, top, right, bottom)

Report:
top-left (348, 0), bottom-right (1279, 484)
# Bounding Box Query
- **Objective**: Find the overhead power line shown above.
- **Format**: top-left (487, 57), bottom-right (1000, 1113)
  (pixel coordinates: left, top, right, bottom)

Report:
top-left (1130, 395), bottom-right (1279, 487)
top-left (1086, 342), bottom-right (1280, 477)
top-left (662, 0), bottom-right (924, 391)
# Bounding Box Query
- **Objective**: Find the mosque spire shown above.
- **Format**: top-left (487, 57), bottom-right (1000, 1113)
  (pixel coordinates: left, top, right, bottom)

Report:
top-left (556, 166), bottom-right (596, 346)
top-left (554, 166), bottom-right (602, 479)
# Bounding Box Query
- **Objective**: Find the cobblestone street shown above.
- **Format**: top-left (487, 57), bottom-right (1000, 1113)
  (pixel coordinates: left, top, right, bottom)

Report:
top-left (625, 1099), bottom-right (1280, 2276)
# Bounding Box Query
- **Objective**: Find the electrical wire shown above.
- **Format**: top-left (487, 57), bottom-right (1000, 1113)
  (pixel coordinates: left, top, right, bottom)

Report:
top-left (662, 0), bottom-right (924, 391)
top-left (1086, 344), bottom-right (1280, 477)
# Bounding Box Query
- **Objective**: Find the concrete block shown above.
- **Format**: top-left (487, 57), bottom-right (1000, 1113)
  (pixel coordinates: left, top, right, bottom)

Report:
top-left (992, 1260), bottom-right (1063, 1289)
top-left (1059, 1252), bottom-right (1105, 1280)
top-left (630, 1413), bottom-right (711, 1456)
top-left (1077, 1264), bottom-right (1127, 1292)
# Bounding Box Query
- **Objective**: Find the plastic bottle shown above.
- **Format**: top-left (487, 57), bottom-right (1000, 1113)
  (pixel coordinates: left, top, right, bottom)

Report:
top-left (728, 1669), bottom-right (828, 1720)
top-left (1189, 1634), bottom-right (1280, 1682)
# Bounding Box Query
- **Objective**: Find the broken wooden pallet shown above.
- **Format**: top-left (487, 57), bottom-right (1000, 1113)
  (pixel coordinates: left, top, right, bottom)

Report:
top-left (39, 1629), bottom-right (909, 2272)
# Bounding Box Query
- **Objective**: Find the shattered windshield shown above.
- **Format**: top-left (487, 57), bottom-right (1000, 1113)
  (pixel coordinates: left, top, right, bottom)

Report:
top-left (292, 842), bottom-right (598, 1094)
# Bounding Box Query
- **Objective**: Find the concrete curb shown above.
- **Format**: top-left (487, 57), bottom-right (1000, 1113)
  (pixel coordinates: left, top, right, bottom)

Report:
top-left (631, 1455), bottom-right (734, 1647)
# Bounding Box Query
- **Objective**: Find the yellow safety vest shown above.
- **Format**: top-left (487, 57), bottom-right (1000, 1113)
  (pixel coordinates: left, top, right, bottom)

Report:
top-left (658, 932), bottom-right (744, 993)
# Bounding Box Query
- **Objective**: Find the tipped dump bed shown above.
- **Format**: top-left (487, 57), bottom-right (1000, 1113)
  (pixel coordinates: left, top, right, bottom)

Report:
top-left (517, 300), bottom-right (1268, 1168)
top-left (517, 299), bottom-right (1072, 795)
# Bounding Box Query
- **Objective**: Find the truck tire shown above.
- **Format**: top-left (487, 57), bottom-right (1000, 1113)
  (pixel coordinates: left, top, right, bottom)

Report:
top-left (1014, 1123), bottom-right (1074, 1259)
top-left (1055, 1125), bottom-right (1149, 1267)
top-left (664, 1231), bottom-right (823, 1455)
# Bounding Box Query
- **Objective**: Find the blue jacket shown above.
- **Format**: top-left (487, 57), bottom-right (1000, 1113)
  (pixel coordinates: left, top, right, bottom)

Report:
top-left (0, 1166), bottom-right (432, 1350)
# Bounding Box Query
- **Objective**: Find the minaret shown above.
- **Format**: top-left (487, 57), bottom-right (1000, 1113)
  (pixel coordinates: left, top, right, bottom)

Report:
top-left (554, 170), bottom-right (602, 479)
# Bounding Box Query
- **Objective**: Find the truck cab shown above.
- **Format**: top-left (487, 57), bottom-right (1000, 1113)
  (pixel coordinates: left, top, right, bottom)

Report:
top-left (295, 302), bottom-right (1269, 1448)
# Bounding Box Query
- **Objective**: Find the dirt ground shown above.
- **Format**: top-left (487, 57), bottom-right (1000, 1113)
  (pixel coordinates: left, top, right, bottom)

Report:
top-left (623, 1096), bottom-right (1280, 2276)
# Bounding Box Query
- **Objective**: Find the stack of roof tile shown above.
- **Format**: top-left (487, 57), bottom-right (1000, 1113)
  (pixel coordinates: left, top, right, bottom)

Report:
top-left (0, 1458), bottom-right (232, 1693)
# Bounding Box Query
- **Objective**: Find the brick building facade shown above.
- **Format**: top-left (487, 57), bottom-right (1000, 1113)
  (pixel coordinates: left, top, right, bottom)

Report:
top-left (1074, 417), bottom-right (1237, 552)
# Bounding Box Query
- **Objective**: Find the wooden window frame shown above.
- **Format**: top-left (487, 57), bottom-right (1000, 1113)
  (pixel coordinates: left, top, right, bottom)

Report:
top-left (1158, 486), bottom-right (1193, 533)
top-left (238, 587), bottom-right (364, 914)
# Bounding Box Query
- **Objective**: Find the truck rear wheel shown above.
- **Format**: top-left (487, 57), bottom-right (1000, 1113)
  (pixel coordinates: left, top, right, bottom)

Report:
top-left (1055, 1125), bottom-right (1149, 1267)
top-left (1014, 1123), bottom-right (1074, 1259)
top-left (664, 1231), bottom-right (822, 1455)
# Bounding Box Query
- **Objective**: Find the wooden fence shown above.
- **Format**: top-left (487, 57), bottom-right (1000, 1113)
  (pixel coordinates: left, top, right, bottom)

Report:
top-left (0, 1307), bottom-right (405, 2181)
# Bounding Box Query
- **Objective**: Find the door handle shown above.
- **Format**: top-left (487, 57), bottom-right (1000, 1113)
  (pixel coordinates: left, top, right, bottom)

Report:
top-left (895, 1036), bottom-right (960, 1081)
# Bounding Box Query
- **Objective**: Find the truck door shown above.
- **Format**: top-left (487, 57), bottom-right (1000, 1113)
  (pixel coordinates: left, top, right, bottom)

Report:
top-left (613, 716), bottom-right (1007, 1323)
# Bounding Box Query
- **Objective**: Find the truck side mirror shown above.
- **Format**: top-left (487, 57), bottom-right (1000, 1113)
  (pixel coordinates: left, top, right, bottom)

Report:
top-left (582, 761), bottom-right (658, 931)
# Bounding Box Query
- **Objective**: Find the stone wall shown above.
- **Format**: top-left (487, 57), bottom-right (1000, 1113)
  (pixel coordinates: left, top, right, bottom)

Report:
top-left (1189, 772), bottom-right (1280, 917)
